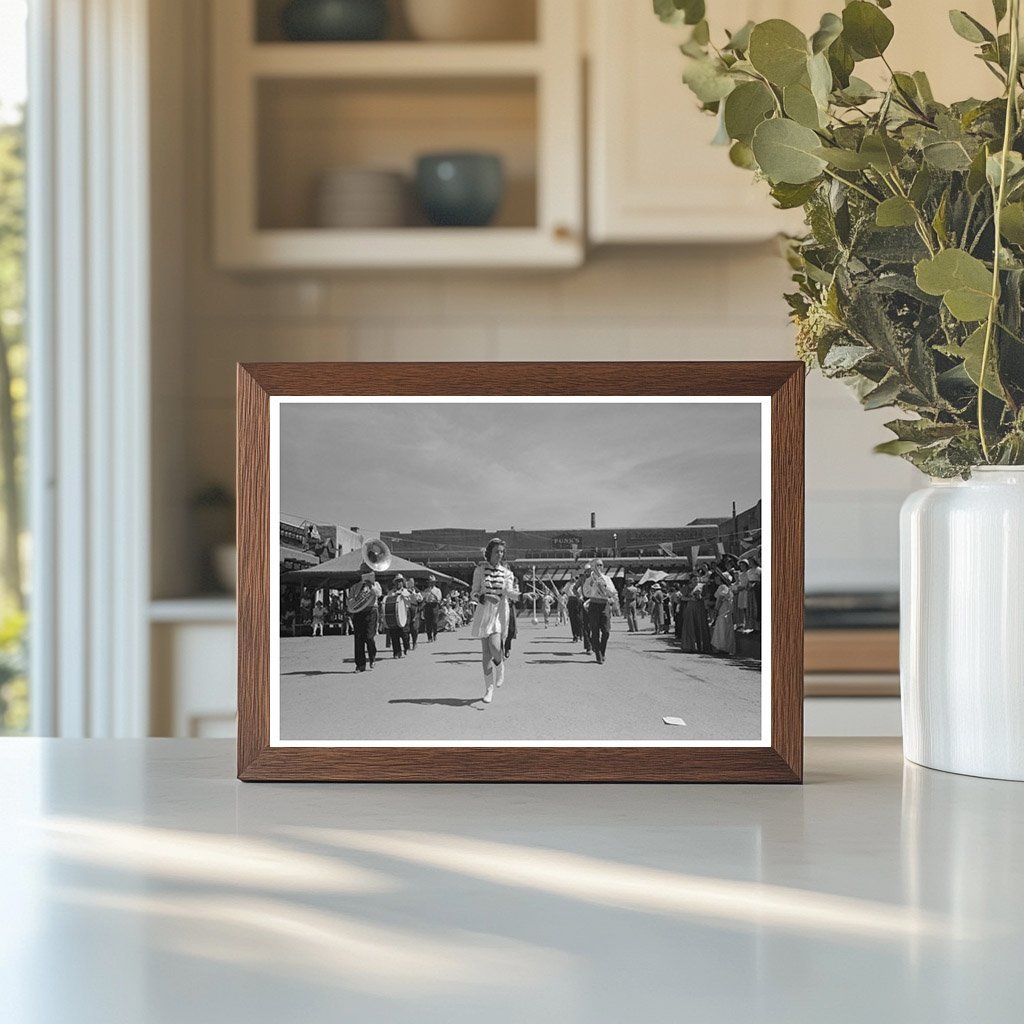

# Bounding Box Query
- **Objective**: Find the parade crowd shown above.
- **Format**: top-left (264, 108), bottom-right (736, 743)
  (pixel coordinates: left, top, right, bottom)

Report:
top-left (303, 539), bottom-right (761, 706)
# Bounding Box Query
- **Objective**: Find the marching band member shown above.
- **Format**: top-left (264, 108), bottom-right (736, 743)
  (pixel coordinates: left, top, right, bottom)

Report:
top-left (582, 558), bottom-right (618, 664)
top-left (385, 574), bottom-right (411, 659)
top-left (406, 579), bottom-right (424, 649)
top-left (470, 537), bottom-right (519, 704)
top-left (568, 564), bottom-right (591, 651)
top-left (421, 574), bottom-right (442, 642)
top-left (346, 566), bottom-right (382, 673)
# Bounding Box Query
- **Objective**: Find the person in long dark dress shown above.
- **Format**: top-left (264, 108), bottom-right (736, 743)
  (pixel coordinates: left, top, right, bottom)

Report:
top-left (681, 575), bottom-right (712, 654)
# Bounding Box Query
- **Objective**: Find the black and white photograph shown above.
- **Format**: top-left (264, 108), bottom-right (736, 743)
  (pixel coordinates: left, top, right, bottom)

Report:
top-left (270, 397), bottom-right (770, 747)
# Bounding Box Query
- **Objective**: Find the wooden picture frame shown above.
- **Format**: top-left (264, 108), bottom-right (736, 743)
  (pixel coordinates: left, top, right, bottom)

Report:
top-left (237, 362), bottom-right (804, 782)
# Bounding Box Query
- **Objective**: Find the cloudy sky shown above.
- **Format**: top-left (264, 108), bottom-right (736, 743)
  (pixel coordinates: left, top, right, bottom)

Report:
top-left (280, 401), bottom-right (762, 532)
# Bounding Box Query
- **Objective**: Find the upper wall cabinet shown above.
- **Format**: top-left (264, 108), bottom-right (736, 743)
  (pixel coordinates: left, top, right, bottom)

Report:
top-left (587, 0), bottom-right (818, 244)
top-left (586, 0), bottom-right (998, 245)
top-left (212, 0), bottom-right (584, 269)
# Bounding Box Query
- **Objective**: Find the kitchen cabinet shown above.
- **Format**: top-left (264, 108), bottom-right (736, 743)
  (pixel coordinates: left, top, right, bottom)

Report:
top-left (211, 0), bottom-right (583, 269)
top-left (150, 601), bottom-right (237, 738)
top-left (587, 0), bottom-right (998, 244)
top-left (587, 0), bottom-right (813, 243)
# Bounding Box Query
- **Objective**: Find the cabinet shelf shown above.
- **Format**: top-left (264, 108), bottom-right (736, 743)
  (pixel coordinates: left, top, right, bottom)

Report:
top-left (218, 227), bottom-right (580, 270)
top-left (249, 42), bottom-right (545, 78)
top-left (212, 0), bottom-right (582, 269)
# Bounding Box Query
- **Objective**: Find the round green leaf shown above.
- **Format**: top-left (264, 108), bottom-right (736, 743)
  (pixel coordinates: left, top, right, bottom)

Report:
top-left (682, 57), bottom-right (736, 104)
top-left (751, 118), bottom-right (828, 184)
top-left (783, 81), bottom-right (823, 129)
top-left (748, 20), bottom-right (809, 86)
top-left (949, 10), bottom-right (994, 44)
top-left (1000, 203), bottom-right (1024, 245)
top-left (654, 0), bottom-right (705, 26)
top-left (723, 81), bottom-right (775, 144)
top-left (940, 326), bottom-right (1005, 398)
top-left (875, 196), bottom-right (918, 228)
top-left (810, 13), bottom-right (843, 55)
top-left (813, 146), bottom-right (872, 171)
top-left (729, 140), bottom-right (757, 170)
top-left (827, 35), bottom-right (856, 88)
top-left (915, 249), bottom-right (994, 322)
top-left (860, 133), bottom-right (904, 173)
top-left (923, 140), bottom-right (973, 171)
top-left (807, 52), bottom-right (833, 108)
top-left (724, 20), bottom-right (755, 53)
top-left (842, 1), bottom-right (894, 59)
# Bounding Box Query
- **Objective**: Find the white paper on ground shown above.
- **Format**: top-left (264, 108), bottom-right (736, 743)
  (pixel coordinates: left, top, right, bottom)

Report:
top-left (662, 716), bottom-right (687, 727)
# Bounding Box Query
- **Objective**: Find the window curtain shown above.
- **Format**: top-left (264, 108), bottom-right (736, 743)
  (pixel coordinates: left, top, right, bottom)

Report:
top-left (29, 0), bottom-right (150, 736)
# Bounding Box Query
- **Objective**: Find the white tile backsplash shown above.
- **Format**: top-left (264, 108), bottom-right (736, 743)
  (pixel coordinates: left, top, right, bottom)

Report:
top-left (182, 249), bottom-right (917, 594)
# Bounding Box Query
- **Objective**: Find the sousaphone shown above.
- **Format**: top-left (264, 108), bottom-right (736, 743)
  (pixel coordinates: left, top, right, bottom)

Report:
top-left (361, 537), bottom-right (392, 573)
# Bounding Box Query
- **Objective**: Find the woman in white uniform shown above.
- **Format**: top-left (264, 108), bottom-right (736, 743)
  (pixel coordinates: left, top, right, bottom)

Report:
top-left (470, 537), bottom-right (519, 704)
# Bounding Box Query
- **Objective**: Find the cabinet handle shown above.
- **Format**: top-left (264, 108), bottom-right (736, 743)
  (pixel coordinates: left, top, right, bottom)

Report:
top-left (553, 224), bottom-right (574, 241)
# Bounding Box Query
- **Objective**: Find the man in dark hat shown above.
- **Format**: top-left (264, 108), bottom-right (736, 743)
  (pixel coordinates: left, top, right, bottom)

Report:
top-left (346, 565), bottom-right (382, 673)
top-left (421, 574), bottom-right (442, 642)
top-left (385, 574), bottom-right (411, 659)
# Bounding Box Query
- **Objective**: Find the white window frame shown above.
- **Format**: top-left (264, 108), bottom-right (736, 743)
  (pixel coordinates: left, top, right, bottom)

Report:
top-left (28, 0), bottom-right (150, 736)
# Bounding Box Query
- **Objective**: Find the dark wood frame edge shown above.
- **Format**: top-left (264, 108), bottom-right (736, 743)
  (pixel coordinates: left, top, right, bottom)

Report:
top-left (237, 362), bottom-right (804, 783)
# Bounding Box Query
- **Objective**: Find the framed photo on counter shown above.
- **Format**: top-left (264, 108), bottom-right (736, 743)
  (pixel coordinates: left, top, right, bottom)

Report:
top-left (236, 362), bottom-right (804, 782)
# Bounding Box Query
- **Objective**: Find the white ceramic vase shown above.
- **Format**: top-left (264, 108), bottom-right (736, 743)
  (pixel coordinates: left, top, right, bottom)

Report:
top-left (900, 467), bottom-right (1024, 780)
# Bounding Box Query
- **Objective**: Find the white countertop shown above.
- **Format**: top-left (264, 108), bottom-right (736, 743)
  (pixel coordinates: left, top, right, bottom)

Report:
top-left (1, 738), bottom-right (1020, 1023)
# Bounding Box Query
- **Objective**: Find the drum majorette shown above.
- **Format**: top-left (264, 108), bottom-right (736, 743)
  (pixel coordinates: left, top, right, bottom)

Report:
top-left (470, 537), bottom-right (519, 704)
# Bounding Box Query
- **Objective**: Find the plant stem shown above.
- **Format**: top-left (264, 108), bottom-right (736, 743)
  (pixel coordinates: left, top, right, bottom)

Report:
top-left (979, 0), bottom-right (1021, 462)
top-left (822, 167), bottom-right (880, 205)
top-left (750, 69), bottom-right (784, 117)
top-left (884, 171), bottom-right (939, 254)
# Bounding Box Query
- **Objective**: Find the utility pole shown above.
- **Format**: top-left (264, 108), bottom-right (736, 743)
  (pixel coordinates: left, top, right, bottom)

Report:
top-left (732, 501), bottom-right (738, 555)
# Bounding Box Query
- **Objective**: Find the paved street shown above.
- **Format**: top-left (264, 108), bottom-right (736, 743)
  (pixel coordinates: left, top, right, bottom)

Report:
top-left (280, 615), bottom-right (762, 743)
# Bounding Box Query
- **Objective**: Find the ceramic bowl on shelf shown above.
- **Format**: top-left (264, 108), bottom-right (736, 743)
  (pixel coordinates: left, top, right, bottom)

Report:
top-left (280, 0), bottom-right (388, 42)
top-left (415, 152), bottom-right (504, 227)
top-left (403, 0), bottom-right (535, 42)
top-left (315, 167), bottom-right (408, 229)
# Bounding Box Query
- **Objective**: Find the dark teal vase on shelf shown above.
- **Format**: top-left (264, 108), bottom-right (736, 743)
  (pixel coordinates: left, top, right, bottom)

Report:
top-left (415, 153), bottom-right (505, 228)
top-left (280, 0), bottom-right (388, 42)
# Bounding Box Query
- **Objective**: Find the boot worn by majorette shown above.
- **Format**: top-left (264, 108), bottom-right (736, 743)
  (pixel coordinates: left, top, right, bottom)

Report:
top-left (493, 658), bottom-right (505, 688)
top-left (483, 667), bottom-right (495, 703)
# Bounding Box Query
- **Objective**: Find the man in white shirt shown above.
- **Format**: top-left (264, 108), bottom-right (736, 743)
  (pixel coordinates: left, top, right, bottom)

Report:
top-left (385, 575), bottom-right (411, 659)
top-left (581, 558), bottom-right (618, 664)
top-left (421, 574), bottom-right (443, 642)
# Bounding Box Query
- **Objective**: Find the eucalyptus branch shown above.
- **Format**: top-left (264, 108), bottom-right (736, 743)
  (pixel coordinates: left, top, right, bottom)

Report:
top-left (979, 0), bottom-right (1021, 462)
